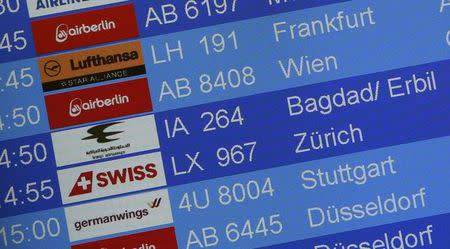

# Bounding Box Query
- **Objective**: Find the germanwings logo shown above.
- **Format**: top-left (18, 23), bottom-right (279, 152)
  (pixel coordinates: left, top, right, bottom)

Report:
top-left (69, 164), bottom-right (158, 197)
top-left (148, 197), bottom-right (162, 209)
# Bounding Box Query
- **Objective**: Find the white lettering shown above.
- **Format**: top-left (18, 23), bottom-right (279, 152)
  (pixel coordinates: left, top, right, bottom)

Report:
top-left (69, 95), bottom-right (129, 117)
top-left (56, 20), bottom-right (116, 43)
top-left (441, 0), bottom-right (450, 13)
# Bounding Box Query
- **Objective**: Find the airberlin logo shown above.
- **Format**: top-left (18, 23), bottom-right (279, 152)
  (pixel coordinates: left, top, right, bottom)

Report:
top-left (55, 20), bottom-right (116, 43)
top-left (32, 4), bottom-right (138, 55)
top-left (69, 164), bottom-right (158, 197)
top-left (69, 94), bottom-right (129, 117)
top-left (45, 78), bottom-right (152, 129)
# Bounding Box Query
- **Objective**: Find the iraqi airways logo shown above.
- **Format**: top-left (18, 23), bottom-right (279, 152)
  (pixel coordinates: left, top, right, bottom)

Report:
top-left (82, 122), bottom-right (123, 143)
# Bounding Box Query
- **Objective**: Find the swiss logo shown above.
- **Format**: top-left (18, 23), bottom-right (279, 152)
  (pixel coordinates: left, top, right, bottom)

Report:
top-left (68, 163), bottom-right (158, 197)
top-left (31, 4), bottom-right (139, 55)
top-left (45, 78), bottom-right (152, 129)
top-left (58, 152), bottom-right (167, 204)
top-left (69, 171), bottom-right (93, 197)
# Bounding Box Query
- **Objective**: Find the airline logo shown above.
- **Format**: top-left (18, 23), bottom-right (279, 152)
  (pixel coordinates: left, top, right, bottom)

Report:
top-left (68, 163), bottom-right (157, 197)
top-left (38, 41), bottom-right (146, 92)
top-left (71, 227), bottom-right (178, 249)
top-left (70, 171), bottom-right (93, 196)
top-left (31, 4), bottom-right (139, 55)
top-left (45, 78), bottom-right (152, 129)
top-left (52, 115), bottom-right (160, 167)
top-left (69, 94), bottom-right (129, 117)
top-left (58, 152), bottom-right (166, 204)
top-left (26, 0), bottom-right (127, 18)
top-left (83, 122), bottom-right (123, 143)
top-left (65, 189), bottom-right (173, 242)
top-left (43, 60), bottom-right (61, 77)
top-left (55, 20), bottom-right (116, 43)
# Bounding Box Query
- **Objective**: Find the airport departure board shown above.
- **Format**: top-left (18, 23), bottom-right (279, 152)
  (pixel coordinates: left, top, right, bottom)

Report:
top-left (0, 0), bottom-right (450, 248)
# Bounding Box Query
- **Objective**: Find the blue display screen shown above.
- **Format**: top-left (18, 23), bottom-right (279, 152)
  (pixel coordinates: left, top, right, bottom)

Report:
top-left (1, 0), bottom-right (449, 248)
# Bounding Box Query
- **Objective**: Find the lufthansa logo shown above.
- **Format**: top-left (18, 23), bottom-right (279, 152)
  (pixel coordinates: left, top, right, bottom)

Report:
top-left (44, 60), bottom-right (61, 77)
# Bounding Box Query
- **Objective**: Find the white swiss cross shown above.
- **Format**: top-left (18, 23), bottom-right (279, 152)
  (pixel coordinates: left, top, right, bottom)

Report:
top-left (77, 176), bottom-right (91, 190)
